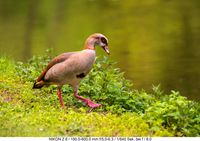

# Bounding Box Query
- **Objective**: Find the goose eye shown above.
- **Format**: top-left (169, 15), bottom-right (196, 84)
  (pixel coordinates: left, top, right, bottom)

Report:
top-left (101, 37), bottom-right (107, 44)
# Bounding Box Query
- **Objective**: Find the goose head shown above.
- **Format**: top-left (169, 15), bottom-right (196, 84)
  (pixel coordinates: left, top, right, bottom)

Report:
top-left (84, 33), bottom-right (110, 55)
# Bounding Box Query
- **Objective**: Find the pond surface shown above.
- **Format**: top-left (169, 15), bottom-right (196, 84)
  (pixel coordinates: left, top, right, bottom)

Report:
top-left (0, 0), bottom-right (200, 100)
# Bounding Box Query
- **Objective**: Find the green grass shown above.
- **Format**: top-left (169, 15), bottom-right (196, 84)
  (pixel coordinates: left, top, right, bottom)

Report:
top-left (0, 54), bottom-right (200, 136)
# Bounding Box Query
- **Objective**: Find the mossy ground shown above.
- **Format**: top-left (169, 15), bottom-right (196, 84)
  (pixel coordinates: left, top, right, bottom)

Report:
top-left (0, 55), bottom-right (199, 136)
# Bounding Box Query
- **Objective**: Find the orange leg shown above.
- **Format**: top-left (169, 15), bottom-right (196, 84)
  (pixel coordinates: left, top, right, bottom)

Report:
top-left (57, 87), bottom-right (65, 109)
top-left (73, 89), bottom-right (101, 108)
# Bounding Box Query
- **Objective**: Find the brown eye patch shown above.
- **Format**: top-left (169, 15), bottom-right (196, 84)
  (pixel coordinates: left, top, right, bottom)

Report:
top-left (101, 37), bottom-right (108, 45)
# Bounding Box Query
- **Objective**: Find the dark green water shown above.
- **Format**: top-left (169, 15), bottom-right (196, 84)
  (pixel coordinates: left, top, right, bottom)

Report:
top-left (0, 0), bottom-right (200, 100)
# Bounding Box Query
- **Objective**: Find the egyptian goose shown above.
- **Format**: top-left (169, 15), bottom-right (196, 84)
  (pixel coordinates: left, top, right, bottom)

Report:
top-left (33, 33), bottom-right (109, 109)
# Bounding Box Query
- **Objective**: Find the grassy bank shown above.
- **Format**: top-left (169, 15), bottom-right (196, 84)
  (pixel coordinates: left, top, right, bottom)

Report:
top-left (0, 54), bottom-right (200, 136)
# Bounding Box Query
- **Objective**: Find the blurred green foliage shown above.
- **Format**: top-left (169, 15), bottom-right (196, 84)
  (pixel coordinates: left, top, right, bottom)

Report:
top-left (0, 53), bottom-right (200, 136)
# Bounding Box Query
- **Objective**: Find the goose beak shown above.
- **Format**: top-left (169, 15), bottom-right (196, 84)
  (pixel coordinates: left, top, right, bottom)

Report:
top-left (103, 46), bottom-right (110, 55)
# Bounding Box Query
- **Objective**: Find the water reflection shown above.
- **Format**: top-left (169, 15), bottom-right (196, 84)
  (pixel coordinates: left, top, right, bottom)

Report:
top-left (0, 0), bottom-right (199, 100)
